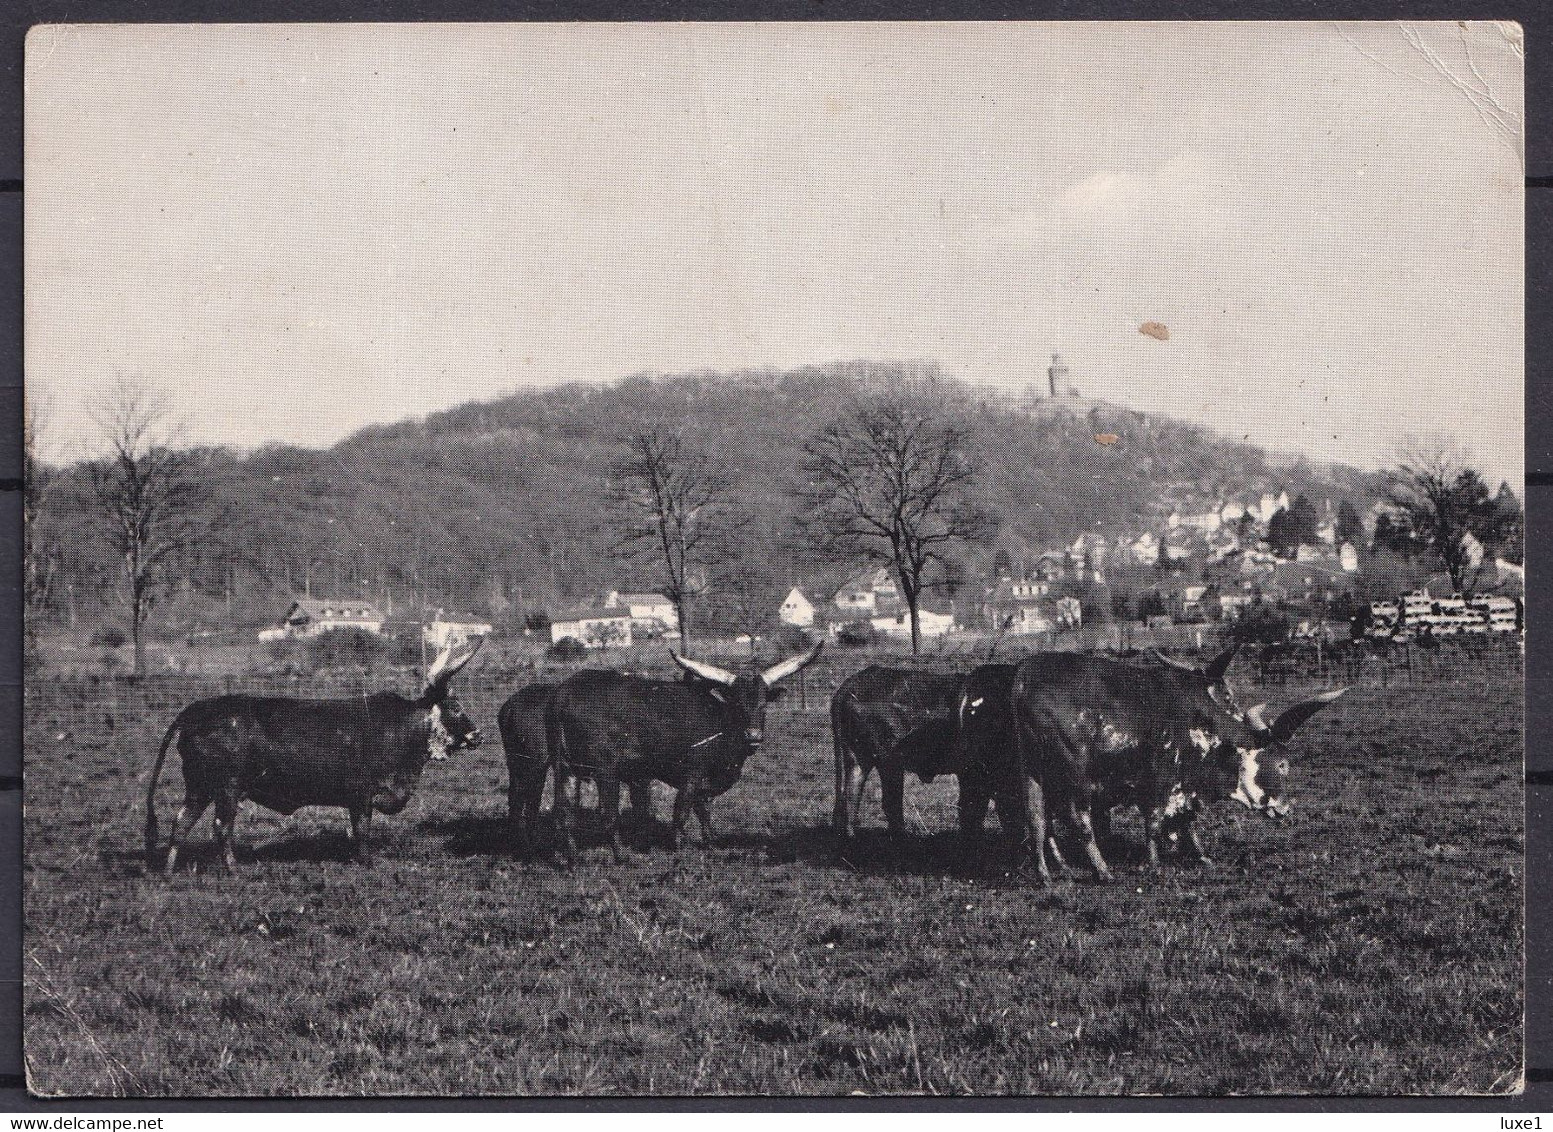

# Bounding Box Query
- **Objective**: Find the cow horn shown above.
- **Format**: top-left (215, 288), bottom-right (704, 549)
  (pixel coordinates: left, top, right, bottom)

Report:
top-left (761, 642), bottom-right (823, 685)
top-left (426, 644), bottom-right (455, 683)
top-left (1150, 649), bottom-right (1199, 675)
top-left (1203, 645), bottom-right (1240, 686)
top-left (428, 636), bottom-right (484, 686)
top-left (1267, 688), bottom-right (1347, 745)
top-left (1245, 703), bottom-right (1271, 733)
top-left (671, 651), bottom-right (737, 686)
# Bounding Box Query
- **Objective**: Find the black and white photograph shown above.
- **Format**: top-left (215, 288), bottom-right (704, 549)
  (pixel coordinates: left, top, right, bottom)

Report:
top-left (21, 21), bottom-right (1524, 1096)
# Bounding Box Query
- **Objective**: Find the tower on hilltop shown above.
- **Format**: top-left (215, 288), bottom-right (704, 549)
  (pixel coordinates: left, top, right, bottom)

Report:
top-left (1046, 352), bottom-right (1070, 398)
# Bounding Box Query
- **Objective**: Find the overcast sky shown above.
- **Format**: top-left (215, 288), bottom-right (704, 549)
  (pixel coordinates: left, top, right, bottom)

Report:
top-left (25, 21), bottom-right (1523, 485)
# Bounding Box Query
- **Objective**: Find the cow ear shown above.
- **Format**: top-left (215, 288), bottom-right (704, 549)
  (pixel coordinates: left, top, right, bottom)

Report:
top-left (767, 685), bottom-right (789, 701)
top-left (1269, 688), bottom-right (1347, 744)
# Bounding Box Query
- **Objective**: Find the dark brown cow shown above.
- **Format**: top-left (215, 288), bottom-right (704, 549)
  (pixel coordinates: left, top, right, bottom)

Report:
top-left (1009, 650), bottom-right (1345, 883)
top-left (500, 681), bottom-right (654, 854)
top-left (830, 665), bottom-right (967, 838)
top-left (546, 645), bottom-right (822, 861)
top-left (145, 640), bottom-right (484, 871)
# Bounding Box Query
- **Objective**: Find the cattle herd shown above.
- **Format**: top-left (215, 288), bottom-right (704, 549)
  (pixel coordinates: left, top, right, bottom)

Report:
top-left (144, 637), bottom-right (1347, 883)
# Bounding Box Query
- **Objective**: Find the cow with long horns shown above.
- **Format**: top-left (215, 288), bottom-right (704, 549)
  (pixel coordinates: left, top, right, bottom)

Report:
top-left (546, 644), bottom-right (822, 861)
top-left (1009, 649), bottom-right (1345, 883)
top-left (144, 638), bottom-right (485, 871)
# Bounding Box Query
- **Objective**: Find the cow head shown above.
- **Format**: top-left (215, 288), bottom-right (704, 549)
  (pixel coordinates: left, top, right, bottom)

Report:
top-left (671, 643), bottom-right (823, 750)
top-left (1190, 688), bottom-right (1347, 817)
top-left (419, 637), bottom-right (486, 758)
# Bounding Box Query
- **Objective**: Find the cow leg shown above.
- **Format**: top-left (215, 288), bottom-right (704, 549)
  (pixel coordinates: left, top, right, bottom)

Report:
top-left (597, 773), bottom-right (624, 863)
top-left (1165, 811), bottom-right (1213, 866)
top-left (1092, 804), bottom-right (1114, 850)
top-left (832, 739), bottom-right (851, 835)
top-left (212, 793), bottom-right (240, 872)
top-left (959, 775), bottom-right (991, 839)
top-left (163, 794), bottom-right (210, 876)
top-left (507, 770), bottom-right (526, 853)
top-left (1066, 796), bottom-right (1114, 884)
top-left (628, 780), bottom-right (654, 841)
top-left (881, 767), bottom-right (907, 838)
top-left (669, 785), bottom-right (695, 851)
top-left (1024, 778), bottom-right (1053, 884)
top-left (554, 770), bottom-right (579, 864)
top-left (349, 805), bottom-right (373, 863)
top-left (990, 774), bottom-right (1038, 875)
top-left (691, 795), bottom-right (716, 848)
top-left (845, 762), bottom-right (869, 838)
top-left (1142, 807), bottom-right (1165, 869)
top-left (512, 763), bottom-right (537, 850)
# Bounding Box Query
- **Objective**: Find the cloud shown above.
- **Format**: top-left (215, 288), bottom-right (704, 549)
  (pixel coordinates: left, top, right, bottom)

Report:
top-left (986, 149), bottom-right (1237, 249)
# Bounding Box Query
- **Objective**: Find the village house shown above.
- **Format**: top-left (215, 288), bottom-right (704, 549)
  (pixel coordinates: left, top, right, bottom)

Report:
top-left (831, 568), bottom-right (899, 619)
top-left (869, 604), bottom-right (956, 642)
top-left (423, 611), bottom-right (493, 651)
top-left (778, 586), bottom-right (816, 628)
top-left (1128, 531), bottom-right (1161, 566)
top-left (550, 606), bottom-right (633, 648)
top-left (258, 598), bottom-right (386, 642)
top-left (980, 579), bottom-right (1056, 635)
top-left (605, 591), bottom-right (678, 635)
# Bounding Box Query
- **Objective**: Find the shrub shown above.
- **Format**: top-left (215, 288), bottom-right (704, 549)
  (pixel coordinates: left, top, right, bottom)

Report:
top-left (547, 636), bottom-right (588, 662)
top-left (774, 625), bottom-right (814, 653)
top-left (304, 628), bottom-right (390, 670)
top-left (91, 626), bottom-right (127, 649)
top-left (836, 620), bottom-right (878, 648)
top-left (1229, 602), bottom-right (1292, 645)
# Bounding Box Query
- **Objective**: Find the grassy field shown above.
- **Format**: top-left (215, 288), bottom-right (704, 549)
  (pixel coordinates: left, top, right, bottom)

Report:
top-left (23, 658), bottom-right (1523, 1097)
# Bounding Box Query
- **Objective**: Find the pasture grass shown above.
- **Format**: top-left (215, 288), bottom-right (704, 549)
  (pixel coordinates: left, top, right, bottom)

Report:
top-left (23, 670), bottom-right (1522, 1096)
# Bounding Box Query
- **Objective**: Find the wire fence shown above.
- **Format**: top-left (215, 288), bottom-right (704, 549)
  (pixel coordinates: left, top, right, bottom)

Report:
top-left (25, 632), bottom-right (1522, 743)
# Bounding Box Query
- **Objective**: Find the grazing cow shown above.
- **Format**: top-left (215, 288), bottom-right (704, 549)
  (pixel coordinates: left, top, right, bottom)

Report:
top-left (144, 640), bottom-right (484, 871)
top-left (1009, 650), bottom-right (1345, 883)
top-left (546, 644), bottom-right (822, 861)
top-left (830, 665), bottom-right (968, 838)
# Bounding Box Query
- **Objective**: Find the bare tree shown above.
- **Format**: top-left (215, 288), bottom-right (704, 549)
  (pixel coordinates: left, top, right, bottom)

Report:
top-left (87, 380), bottom-right (199, 676)
top-left (800, 400), bottom-right (983, 655)
top-left (23, 400), bottom-right (56, 654)
top-left (614, 428), bottom-right (742, 654)
top-left (1385, 436), bottom-right (1509, 597)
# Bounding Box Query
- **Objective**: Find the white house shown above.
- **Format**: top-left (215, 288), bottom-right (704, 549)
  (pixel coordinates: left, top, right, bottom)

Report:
top-left (778, 587), bottom-right (816, 628)
top-left (1129, 531), bottom-right (1161, 566)
top-left (550, 607), bottom-right (633, 648)
top-left (424, 613), bottom-right (493, 651)
top-left (832, 568), bottom-right (898, 618)
top-left (262, 598), bottom-right (386, 641)
top-left (1339, 543), bottom-right (1360, 573)
top-left (869, 606), bottom-right (955, 641)
top-left (605, 591), bottom-right (678, 635)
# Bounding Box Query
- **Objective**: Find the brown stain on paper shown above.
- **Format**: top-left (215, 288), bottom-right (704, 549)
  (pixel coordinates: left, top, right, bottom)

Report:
top-left (1094, 433), bottom-right (1120, 446)
top-left (1139, 321), bottom-right (1170, 342)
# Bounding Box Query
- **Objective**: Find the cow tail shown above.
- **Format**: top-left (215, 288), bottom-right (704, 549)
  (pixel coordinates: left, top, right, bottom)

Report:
top-left (144, 714), bottom-right (181, 866)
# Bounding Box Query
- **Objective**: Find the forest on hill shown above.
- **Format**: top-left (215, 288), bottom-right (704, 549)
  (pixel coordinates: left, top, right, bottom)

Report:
top-left (30, 361), bottom-right (1391, 638)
